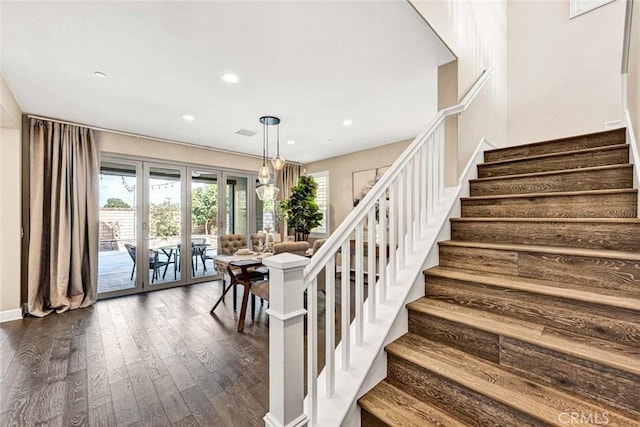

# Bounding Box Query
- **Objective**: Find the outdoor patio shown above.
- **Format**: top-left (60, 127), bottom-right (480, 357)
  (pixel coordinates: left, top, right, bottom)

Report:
top-left (98, 244), bottom-right (219, 294)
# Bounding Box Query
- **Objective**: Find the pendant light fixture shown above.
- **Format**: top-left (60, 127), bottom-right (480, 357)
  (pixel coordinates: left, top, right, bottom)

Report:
top-left (256, 116), bottom-right (281, 201)
top-left (271, 119), bottom-right (286, 170)
top-left (257, 117), bottom-right (272, 185)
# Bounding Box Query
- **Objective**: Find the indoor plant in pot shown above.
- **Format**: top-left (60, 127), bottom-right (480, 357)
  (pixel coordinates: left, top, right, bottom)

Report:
top-left (279, 175), bottom-right (323, 241)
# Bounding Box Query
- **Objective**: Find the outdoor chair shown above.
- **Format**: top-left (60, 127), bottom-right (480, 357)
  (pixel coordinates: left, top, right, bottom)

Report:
top-left (124, 243), bottom-right (173, 283)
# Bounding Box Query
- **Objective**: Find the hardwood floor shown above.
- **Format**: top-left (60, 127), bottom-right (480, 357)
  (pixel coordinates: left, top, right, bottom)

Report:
top-left (0, 277), bottom-right (357, 426)
top-left (0, 282), bottom-right (271, 427)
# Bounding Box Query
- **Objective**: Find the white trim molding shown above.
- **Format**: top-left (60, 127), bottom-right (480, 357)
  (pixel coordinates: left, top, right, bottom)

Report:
top-left (570, 0), bottom-right (616, 18)
top-left (0, 308), bottom-right (24, 323)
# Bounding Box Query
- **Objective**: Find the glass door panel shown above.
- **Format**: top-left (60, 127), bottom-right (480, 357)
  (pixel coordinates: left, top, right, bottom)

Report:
top-left (98, 160), bottom-right (141, 295)
top-left (190, 169), bottom-right (220, 279)
top-left (147, 165), bottom-right (183, 286)
top-left (225, 174), bottom-right (249, 236)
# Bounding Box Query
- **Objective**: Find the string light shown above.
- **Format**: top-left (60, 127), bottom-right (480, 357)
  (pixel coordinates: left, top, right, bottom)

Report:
top-left (118, 176), bottom-right (177, 192)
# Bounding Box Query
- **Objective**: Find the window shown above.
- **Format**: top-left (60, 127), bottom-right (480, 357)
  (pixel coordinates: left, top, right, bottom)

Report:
top-left (309, 171), bottom-right (329, 236)
top-left (570, 0), bottom-right (615, 18)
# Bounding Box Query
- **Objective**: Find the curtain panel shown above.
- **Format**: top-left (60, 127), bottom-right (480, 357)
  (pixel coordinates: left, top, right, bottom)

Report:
top-left (27, 119), bottom-right (99, 316)
top-left (277, 163), bottom-right (301, 201)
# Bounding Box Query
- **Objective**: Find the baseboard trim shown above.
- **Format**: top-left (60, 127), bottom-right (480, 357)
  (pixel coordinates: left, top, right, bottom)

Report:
top-left (0, 308), bottom-right (24, 323)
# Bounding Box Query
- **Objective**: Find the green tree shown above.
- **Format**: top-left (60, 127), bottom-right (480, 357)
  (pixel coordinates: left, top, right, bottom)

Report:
top-left (191, 185), bottom-right (218, 234)
top-left (279, 175), bottom-right (323, 241)
top-left (104, 197), bottom-right (131, 208)
top-left (149, 199), bottom-right (180, 237)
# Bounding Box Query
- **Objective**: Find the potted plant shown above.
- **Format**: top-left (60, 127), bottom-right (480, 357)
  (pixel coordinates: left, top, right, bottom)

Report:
top-left (279, 175), bottom-right (323, 241)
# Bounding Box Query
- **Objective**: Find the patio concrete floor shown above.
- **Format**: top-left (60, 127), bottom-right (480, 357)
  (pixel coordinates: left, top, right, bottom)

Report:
top-left (98, 248), bottom-right (220, 294)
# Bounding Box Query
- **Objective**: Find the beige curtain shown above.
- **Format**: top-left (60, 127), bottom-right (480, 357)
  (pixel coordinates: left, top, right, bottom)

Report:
top-left (27, 119), bottom-right (99, 317)
top-left (277, 163), bottom-right (301, 200)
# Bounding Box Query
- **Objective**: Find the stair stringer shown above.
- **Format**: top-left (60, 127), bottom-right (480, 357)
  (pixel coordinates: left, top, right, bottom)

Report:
top-left (310, 137), bottom-right (494, 427)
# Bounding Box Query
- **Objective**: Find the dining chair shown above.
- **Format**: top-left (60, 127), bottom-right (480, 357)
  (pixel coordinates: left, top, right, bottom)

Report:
top-left (272, 241), bottom-right (310, 256)
top-left (219, 234), bottom-right (266, 310)
top-left (249, 233), bottom-right (262, 252)
top-left (250, 241), bottom-right (311, 319)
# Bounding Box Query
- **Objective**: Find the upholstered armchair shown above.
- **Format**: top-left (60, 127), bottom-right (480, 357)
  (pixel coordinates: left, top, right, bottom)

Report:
top-left (218, 234), bottom-right (249, 255)
top-left (272, 241), bottom-right (310, 256)
top-left (218, 234), bottom-right (266, 310)
top-left (249, 233), bottom-right (262, 252)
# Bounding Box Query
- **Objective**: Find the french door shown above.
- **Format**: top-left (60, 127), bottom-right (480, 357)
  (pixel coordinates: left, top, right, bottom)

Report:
top-left (98, 157), bottom-right (257, 298)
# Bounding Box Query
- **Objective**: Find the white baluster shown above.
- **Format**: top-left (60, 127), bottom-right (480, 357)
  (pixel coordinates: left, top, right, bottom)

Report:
top-left (388, 181), bottom-right (396, 287)
top-left (438, 123), bottom-right (445, 202)
top-left (405, 160), bottom-right (413, 255)
top-left (413, 154), bottom-right (420, 234)
top-left (427, 134), bottom-right (435, 221)
top-left (367, 208), bottom-right (376, 323)
top-left (325, 255), bottom-right (335, 397)
top-left (397, 170), bottom-right (405, 267)
top-left (433, 130), bottom-right (440, 206)
top-left (378, 194), bottom-right (387, 304)
top-left (355, 221), bottom-right (364, 346)
top-left (340, 241), bottom-right (350, 370)
top-left (421, 144), bottom-right (428, 230)
top-left (262, 254), bottom-right (310, 427)
top-left (307, 276), bottom-right (318, 425)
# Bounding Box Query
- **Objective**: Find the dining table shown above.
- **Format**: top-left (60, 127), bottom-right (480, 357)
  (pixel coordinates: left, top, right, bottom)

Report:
top-left (210, 248), bottom-right (315, 332)
top-left (210, 253), bottom-right (270, 332)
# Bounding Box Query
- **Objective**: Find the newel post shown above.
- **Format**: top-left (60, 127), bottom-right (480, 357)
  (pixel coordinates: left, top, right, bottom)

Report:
top-left (262, 253), bottom-right (310, 427)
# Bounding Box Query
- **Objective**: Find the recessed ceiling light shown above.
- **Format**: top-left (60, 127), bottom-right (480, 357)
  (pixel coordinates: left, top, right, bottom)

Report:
top-left (221, 73), bottom-right (239, 84)
top-left (287, 140), bottom-right (296, 145)
top-left (342, 119), bottom-right (353, 126)
top-left (182, 114), bottom-right (195, 121)
top-left (94, 71), bottom-right (107, 78)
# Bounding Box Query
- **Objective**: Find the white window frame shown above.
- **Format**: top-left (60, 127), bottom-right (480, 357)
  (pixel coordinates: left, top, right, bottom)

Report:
top-left (570, 0), bottom-right (615, 19)
top-left (309, 171), bottom-right (329, 237)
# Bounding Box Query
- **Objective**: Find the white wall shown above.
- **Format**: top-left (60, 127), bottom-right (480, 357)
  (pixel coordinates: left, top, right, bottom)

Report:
top-left (409, 0), bottom-right (508, 175)
top-left (627, 0), bottom-right (640, 149)
top-left (507, 0), bottom-right (626, 144)
top-left (305, 139), bottom-right (411, 233)
top-left (100, 131), bottom-right (263, 172)
top-left (0, 75), bottom-right (23, 316)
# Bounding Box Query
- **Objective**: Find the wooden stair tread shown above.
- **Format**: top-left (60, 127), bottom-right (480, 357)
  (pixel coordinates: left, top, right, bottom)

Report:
top-left (438, 240), bottom-right (640, 261)
top-left (386, 333), bottom-right (638, 427)
top-left (470, 163), bottom-right (634, 183)
top-left (450, 217), bottom-right (640, 223)
top-left (424, 265), bottom-right (640, 311)
top-left (483, 128), bottom-right (626, 162)
top-left (479, 143), bottom-right (628, 167)
top-left (461, 188), bottom-right (638, 201)
top-left (358, 380), bottom-right (468, 427)
top-left (407, 298), bottom-right (640, 376)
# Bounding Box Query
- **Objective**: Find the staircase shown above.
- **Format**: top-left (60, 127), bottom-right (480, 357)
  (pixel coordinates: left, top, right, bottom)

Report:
top-left (358, 128), bottom-right (640, 426)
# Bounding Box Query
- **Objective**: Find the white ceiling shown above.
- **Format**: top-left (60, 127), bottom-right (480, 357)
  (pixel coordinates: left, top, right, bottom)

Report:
top-left (1, 1), bottom-right (453, 163)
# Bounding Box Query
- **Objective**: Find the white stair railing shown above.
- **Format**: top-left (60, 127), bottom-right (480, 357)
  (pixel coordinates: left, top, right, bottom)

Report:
top-left (264, 68), bottom-right (494, 427)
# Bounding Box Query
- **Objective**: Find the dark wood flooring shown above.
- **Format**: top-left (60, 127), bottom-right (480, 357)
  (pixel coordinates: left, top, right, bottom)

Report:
top-left (0, 281), bottom-right (273, 427)
top-left (0, 278), bottom-right (359, 427)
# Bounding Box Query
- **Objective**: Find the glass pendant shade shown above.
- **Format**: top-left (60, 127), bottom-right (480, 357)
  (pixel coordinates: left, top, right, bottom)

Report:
top-left (271, 154), bottom-right (286, 171)
top-left (256, 183), bottom-right (280, 201)
top-left (258, 163), bottom-right (271, 184)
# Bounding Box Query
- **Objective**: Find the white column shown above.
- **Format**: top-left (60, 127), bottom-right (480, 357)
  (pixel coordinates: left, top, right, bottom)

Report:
top-left (263, 253), bottom-right (311, 427)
